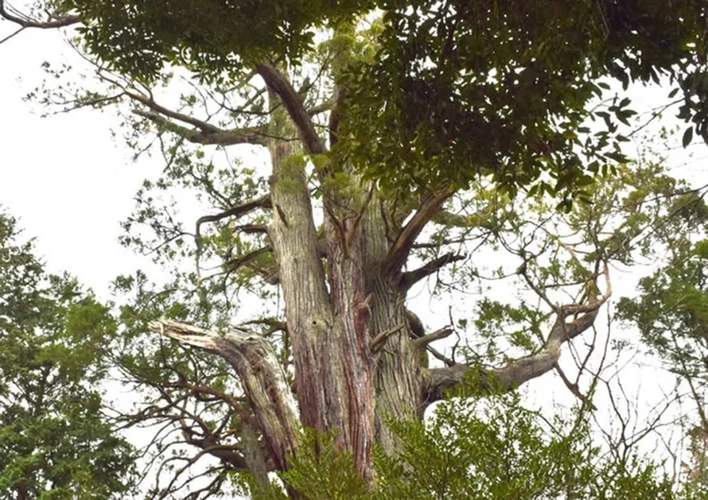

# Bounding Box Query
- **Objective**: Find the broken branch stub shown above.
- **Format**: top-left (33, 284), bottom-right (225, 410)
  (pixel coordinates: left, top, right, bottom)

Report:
top-left (149, 319), bottom-right (300, 470)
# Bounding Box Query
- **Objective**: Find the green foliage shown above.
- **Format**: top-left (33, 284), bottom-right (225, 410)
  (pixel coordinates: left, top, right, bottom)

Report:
top-left (274, 431), bottom-right (372, 500)
top-left (341, 0), bottom-right (707, 201)
top-left (62, 0), bottom-right (372, 82)
top-left (263, 392), bottom-right (682, 499)
top-left (51, 0), bottom-right (708, 201)
top-left (9, 1), bottom-right (708, 496)
top-left (617, 237), bottom-right (708, 384)
top-left (0, 210), bottom-right (137, 498)
top-left (615, 180), bottom-right (708, 492)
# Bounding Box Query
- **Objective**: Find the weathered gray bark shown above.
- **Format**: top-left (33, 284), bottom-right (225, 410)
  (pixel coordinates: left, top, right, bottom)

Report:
top-left (149, 319), bottom-right (299, 471)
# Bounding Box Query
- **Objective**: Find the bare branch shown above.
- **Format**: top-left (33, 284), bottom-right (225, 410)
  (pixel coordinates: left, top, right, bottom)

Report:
top-left (423, 265), bottom-right (612, 404)
top-left (384, 190), bottom-right (454, 275)
top-left (371, 323), bottom-right (406, 352)
top-left (0, 1), bottom-right (79, 29)
top-left (128, 91), bottom-right (223, 132)
top-left (195, 195), bottom-right (271, 241)
top-left (234, 223), bottom-right (268, 234)
top-left (0, 25), bottom-right (24, 45)
top-left (133, 109), bottom-right (265, 146)
top-left (554, 362), bottom-right (597, 411)
top-left (223, 246), bottom-right (271, 273)
top-left (150, 319), bottom-right (300, 471)
top-left (412, 328), bottom-right (454, 348)
top-left (427, 345), bottom-right (456, 367)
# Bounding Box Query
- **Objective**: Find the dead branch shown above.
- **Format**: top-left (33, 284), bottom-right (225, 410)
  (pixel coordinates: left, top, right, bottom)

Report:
top-left (149, 319), bottom-right (300, 471)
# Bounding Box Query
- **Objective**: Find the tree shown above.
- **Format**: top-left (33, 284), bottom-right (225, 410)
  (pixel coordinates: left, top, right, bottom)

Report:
top-left (277, 392), bottom-right (685, 500)
top-left (617, 180), bottom-right (708, 494)
top-left (0, 210), bottom-right (137, 499)
top-left (2, 0), bottom-right (707, 496)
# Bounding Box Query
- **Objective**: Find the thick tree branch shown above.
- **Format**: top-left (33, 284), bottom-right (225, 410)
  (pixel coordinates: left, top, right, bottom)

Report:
top-left (195, 196), bottom-right (272, 241)
top-left (384, 190), bottom-right (454, 275)
top-left (0, 1), bottom-right (79, 28)
top-left (400, 252), bottom-right (466, 290)
top-left (133, 109), bottom-right (265, 146)
top-left (424, 265), bottom-right (612, 403)
top-left (150, 319), bottom-right (300, 471)
top-left (255, 63), bottom-right (326, 154)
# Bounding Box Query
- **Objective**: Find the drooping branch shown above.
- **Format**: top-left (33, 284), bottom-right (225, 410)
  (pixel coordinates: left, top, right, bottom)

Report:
top-left (0, 1), bottom-right (80, 28)
top-left (384, 190), bottom-right (454, 275)
top-left (400, 252), bottom-right (466, 291)
top-left (255, 63), bottom-right (326, 154)
top-left (150, 319), bottom-right (300, 471)
top-left (423, 265), bottom-right (612, 404)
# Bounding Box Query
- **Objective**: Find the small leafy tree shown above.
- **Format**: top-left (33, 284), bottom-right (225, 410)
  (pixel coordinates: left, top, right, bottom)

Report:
top-left (0, 210), bottom-right (137, 499)
top-left (267, 390), bottom-right (686, 500)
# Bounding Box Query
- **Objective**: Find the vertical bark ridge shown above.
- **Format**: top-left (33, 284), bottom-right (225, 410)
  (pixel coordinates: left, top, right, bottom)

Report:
top-left (266, 78), bottom-right (375, 480)
top-left (267, 137), bottom-right (333, 433)
top-left (326, 214), bottom-right (375, 481)
top-left (361, 194), bottom-right (426, 454)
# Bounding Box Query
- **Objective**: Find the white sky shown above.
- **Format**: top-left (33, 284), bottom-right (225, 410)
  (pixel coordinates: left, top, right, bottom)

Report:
top-left (0, 27), bottom-right (152, 297)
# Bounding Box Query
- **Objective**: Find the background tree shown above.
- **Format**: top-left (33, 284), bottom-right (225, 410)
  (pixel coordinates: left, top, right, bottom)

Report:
top-left (617, 182), bottom-right (708, 495)
top-left (0, 209), bottom-right (137, 499)
top-left (1, 0), bottom-right (707, 497)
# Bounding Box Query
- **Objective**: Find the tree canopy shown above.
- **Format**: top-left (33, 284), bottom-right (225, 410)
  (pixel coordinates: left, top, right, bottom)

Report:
top-left (54, 0), bottom-right (708, 201)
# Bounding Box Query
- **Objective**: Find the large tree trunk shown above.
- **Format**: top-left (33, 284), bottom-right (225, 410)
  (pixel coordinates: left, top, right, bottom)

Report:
top-left (150, 61), bottom-right (610, 492)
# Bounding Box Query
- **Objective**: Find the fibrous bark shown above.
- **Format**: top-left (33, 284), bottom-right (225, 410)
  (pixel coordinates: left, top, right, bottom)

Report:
top-left (149, 319), bottom-right (299, 471)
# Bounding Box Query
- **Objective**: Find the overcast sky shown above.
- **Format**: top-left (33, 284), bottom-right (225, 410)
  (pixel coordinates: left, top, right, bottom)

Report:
top-left (0, 26), bottom-right (155, 297)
